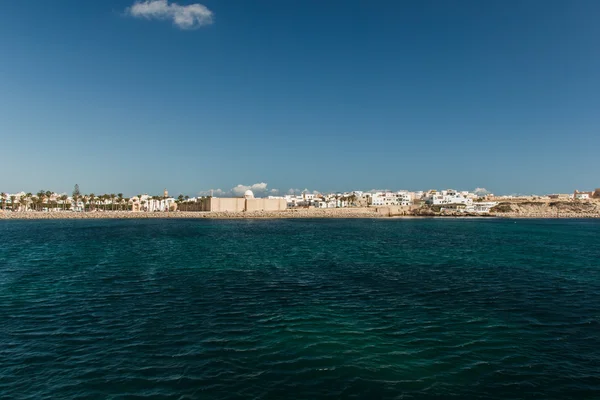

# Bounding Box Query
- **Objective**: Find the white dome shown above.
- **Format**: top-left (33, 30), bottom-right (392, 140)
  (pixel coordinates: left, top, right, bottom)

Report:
top-left (244, 190), bottom-right (255, 199)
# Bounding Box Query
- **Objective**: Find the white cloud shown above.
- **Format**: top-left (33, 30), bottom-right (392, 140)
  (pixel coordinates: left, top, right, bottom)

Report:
top-left (127, 0), bottom-right (213, 30)
top-left (287, 188), bottom-right (301, 195)
top-left (200, 183), bottom-right (271, 197)
top-left (197, 188), bottom-right (225, 196)
top-left (474, 187), bottom-right (491, 195)
top-left (269, 189), bottom-right (280, 195)
top-left (231, 182), bottom-right (268, 197)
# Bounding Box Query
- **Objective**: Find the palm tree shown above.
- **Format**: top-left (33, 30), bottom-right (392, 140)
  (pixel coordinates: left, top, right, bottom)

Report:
top-left (89, 193), bottom-right (96, 211)
top-left (36, 190), bottom-right (45, 211)
top-left (10, 195), bottom-right (16, 211)
top-left (117, 193), bottom-right (123, 211)
top-left (349, 194), bottom-right (357, 207)
top-left (0, 192), bottom-right (5, 211)
top-left (45, 191), bottom-right (52, 211)
top-left (60, 194), bottom-right (68, 211)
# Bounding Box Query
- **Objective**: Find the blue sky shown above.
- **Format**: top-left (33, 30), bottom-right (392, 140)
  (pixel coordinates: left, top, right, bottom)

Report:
top-left (1, 0), bottom-right (599, 196)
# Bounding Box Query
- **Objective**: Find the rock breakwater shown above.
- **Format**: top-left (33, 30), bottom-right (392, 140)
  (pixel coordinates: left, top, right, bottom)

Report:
top-left (0, 208), bottom-right (383, 220)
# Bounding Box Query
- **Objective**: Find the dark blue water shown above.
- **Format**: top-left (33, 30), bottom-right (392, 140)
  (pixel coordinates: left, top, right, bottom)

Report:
top-left (1, 218), bottom-right (599, 399)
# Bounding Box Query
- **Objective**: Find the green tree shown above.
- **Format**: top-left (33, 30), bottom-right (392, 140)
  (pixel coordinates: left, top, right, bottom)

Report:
top-left (45, 191), bottom-right (52, 211)
top-left (72, 184), bottom-right (81, 211)
top-left (117, 193), bottom-right (124, 211)
top-left (10, 195), bottom-right (16, 211)
top-left (60, 194), bottom-right (68, 211)
top-left (36, 190), bottom-right (46, 211)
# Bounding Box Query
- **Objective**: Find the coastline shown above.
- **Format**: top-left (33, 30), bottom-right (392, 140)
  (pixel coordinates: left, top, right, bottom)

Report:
top-left (2, 208), bottom-right (599, 220)
top-left (0, 208), bottom-right (383, 220)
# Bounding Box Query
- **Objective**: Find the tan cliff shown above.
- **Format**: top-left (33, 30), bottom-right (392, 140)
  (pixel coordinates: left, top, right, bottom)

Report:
top-left (489, 200), bottom-right (600, 218)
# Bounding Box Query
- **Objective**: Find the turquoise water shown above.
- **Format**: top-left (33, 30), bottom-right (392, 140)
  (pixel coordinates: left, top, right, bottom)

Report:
top-left (1, 218), bottom-right (599, 399)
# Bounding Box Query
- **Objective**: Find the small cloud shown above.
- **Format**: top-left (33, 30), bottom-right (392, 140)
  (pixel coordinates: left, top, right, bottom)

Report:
top-left (231, 182), bottom-right (268, 197)
top-left (287, 188), bottom-right (301, 195)
top-left (200, 183), bottom-right (271, 197)
top-left (474, 187), bottom-right (491, 195)
top-left (368, 189), bottom-right (389, 193)
top-left (197, 188), bottom-right (225, 197)
top-left (126, 0), bottom-right (213, 30)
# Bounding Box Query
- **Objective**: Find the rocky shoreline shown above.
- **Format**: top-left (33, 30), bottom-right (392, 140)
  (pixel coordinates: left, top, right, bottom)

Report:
top-left (489, 200), bottom-right (600, 219)
top-left (2, 206), bottom-right (600, 220)
top-left (492, 212), bottom-right (600, 219)
top-left (0, 208), bottom-right (384, 220)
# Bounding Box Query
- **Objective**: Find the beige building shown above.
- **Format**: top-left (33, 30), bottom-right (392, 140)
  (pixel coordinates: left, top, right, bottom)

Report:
top-left (574, 189), bottom-right (600, 200)
top-left (196, 190), bottom-right (287, 212)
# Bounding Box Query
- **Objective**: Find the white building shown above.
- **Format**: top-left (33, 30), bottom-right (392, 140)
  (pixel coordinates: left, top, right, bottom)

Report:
top-left (573, 191), bottom-right (592, 200)
top-left (469, 202), bottom-right (498, 213)
top-left (130, 194), bottom-right (176, 212)
top-left (370, 191), bottom-right (412, 206)
top-left (425, 189), bottom-right (474, 206)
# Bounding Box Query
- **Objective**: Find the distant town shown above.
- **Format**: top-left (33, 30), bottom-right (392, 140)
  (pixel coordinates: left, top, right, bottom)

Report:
top-left (1, 185), bottom-right (599, 215)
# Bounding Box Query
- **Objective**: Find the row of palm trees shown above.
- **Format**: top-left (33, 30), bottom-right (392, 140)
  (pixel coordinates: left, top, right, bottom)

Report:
top-left (0, 191), bottom-right (131, 212)
top-left (176, 194), bottom-right (193, 211)
top-left (70, 192), bottom-right (130, 211)
top-left (1, 191), bottom-right (207, 212)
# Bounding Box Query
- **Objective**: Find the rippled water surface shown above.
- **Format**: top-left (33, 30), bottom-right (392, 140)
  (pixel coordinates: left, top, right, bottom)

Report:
top-left (1, 218), bottom-right (599, 399)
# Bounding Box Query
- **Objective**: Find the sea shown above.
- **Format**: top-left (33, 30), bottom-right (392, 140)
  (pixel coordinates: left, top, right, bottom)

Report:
top-left (0, 218), bottom-right (599, 399)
